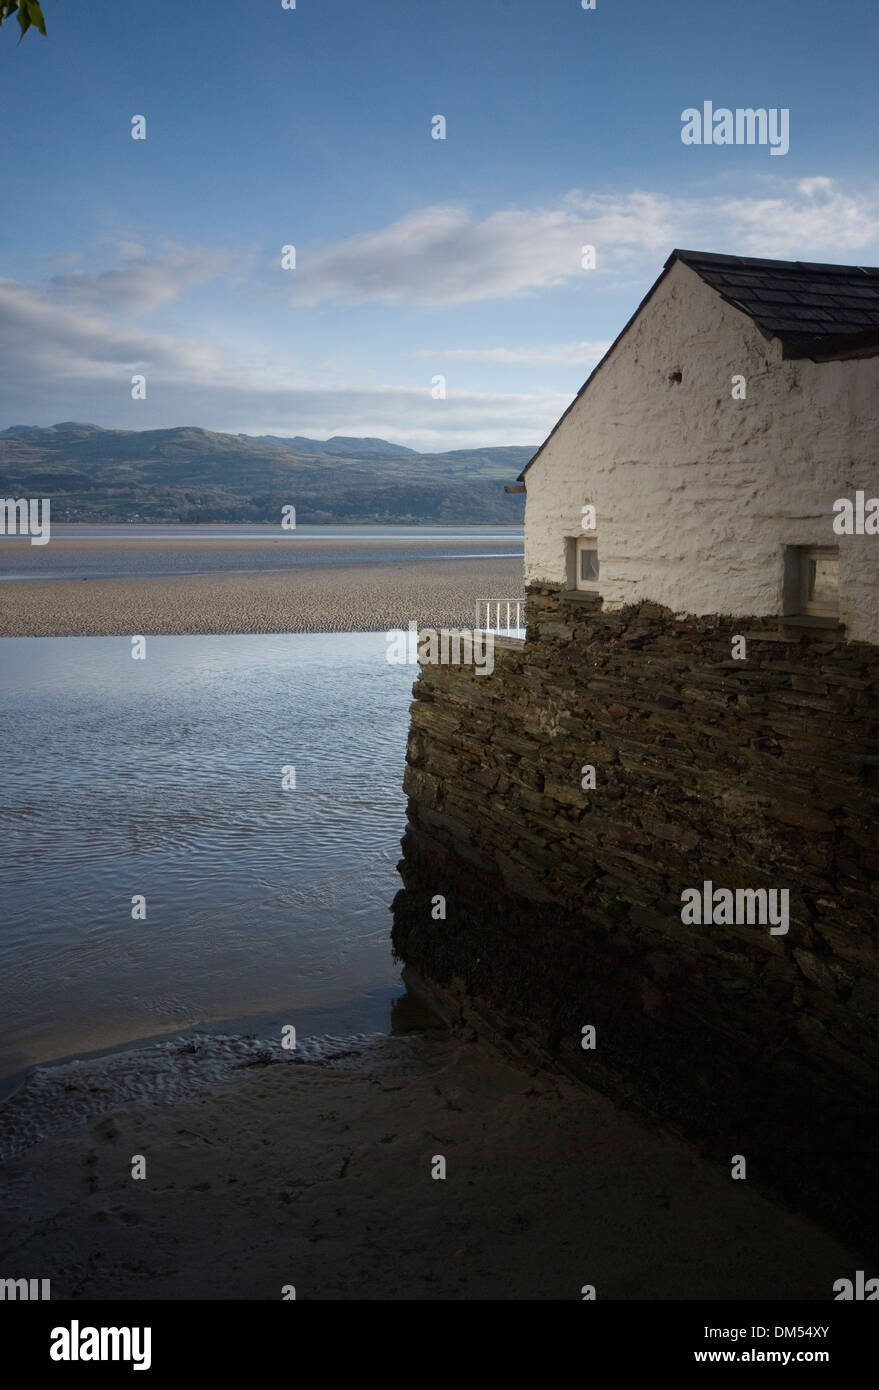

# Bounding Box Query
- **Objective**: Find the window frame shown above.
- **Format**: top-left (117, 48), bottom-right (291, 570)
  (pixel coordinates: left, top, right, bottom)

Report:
top-left (781, 543), bottom-right (840, 622)
top-left (575, 536), bottom-right (599, 594)
top-left (799, 545), bottom-right (839, 618)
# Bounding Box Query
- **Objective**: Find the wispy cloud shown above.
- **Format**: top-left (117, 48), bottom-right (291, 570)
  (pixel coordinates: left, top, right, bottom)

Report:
top-left (4, 174), bottom-right (878, 446)
top-left (45, 246), bottom-right (233, 318)
top-left (0, 277), bottom-right (228, 382)
top-left (288, 197), bottom-right (663, 307)
top-left (289, 178), bottom-right (879, 307)
top-left (0, 276), bottom-right (561, 448)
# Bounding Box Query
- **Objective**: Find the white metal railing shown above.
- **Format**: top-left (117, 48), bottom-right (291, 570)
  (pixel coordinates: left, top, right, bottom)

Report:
top-left (478, 598), bottom-right (526, 638)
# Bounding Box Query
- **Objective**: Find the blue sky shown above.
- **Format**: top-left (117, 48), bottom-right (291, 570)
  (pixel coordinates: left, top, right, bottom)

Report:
top-left (1, 0), bottom-right (877, 448)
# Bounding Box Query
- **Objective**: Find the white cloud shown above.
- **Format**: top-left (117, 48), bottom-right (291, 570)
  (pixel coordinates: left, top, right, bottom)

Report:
top-left (115, 241), bottom-right (149, 261)
top-left (45, 246), bottom-right (232, 318)
top-left (717, 186), bottom-right (877, 254)
top-left (289, 195), bottom-right (673, 307)
top-left (289, 179), bottom-right (879, 307)
top-left (0, 278), bottom-right (228, 381)
top-left (797, 177), bottom-right (834, 199)
top-left (0, 276), bottom-right (561, 448)
top-left (414, 341), bottom-right (612, 366)
top-left (4, 175), bottom-right (878, 447)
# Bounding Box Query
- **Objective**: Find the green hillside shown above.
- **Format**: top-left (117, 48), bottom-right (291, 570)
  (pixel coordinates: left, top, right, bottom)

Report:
top-left (0, 423), bottom-right (532, 524)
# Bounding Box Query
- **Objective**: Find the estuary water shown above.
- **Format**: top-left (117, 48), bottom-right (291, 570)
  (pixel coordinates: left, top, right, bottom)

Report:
top-left (0, 522), bottom-right (524, 581)
top-left (0, 630), bottom-right (414, 1082)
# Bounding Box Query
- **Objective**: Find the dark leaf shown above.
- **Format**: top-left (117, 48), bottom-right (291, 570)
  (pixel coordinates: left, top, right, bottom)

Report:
top-left (25, 0), bottom-right (46, 34)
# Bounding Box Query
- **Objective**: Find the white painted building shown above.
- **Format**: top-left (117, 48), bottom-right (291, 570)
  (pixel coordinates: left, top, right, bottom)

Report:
top-left (517, 250), bottom-right (879, 644)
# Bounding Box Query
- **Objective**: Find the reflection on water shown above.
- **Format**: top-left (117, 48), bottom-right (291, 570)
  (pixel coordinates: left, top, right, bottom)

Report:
top-left (0, 631), bottom-right (412, 1077)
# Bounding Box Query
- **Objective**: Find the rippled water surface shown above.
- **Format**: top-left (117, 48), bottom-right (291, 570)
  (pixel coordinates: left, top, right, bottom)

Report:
top-left (0, 632), bottom-right (413, 1078)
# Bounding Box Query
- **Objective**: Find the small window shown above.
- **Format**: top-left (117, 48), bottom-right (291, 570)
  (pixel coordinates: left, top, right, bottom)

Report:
top-left (784, 545), bottom-right (839, 619)
top-left (576, 538), bottom-right (599, 592)
top-left (579, 546), bottom-right (599, 584)
top-left (800, 546), bottom-right (838, 617)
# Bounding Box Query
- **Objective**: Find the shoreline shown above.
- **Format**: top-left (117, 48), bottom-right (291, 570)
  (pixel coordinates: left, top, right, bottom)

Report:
top-left (0, 983), bottom-right (408, 1104)
top-left (0, 556), bottom-right (523, 636)
top-left (2, 533), bottom-right (523, 549)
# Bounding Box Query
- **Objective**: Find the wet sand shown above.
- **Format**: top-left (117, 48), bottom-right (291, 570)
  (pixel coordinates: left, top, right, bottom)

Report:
top-left (0, 1024), bottom-right (861, 1301)
top-left (0, 556), bottom-right (523, 636)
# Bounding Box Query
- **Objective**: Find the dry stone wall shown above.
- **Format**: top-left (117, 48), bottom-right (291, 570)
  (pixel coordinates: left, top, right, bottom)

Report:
top-left (391, 586), bottom-right (879, 1250)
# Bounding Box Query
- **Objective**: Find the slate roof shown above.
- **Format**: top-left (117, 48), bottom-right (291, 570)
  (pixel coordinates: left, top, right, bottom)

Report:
top-left (674, 249), bottom-right (879, 358)
top-left (517, 248), bottom-right (879, 479)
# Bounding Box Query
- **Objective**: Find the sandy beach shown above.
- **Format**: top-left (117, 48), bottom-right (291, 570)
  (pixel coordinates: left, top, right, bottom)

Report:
top-left (0, 556), bottom-right (523, 637)
top-left (0, 1012), bottom-right (862, 1301)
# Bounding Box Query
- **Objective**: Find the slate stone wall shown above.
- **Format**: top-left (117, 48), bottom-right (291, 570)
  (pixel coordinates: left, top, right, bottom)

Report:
top-left (391, 587), bottom-right (879, 1249)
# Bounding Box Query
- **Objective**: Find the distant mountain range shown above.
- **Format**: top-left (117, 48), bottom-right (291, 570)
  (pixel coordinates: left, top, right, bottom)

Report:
top-left (0, 423), bottom-right (534, 524)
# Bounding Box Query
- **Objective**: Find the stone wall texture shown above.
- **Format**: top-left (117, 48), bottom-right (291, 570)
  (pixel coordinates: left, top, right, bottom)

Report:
top-left (391, 588), bottom-right (879, 1251)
